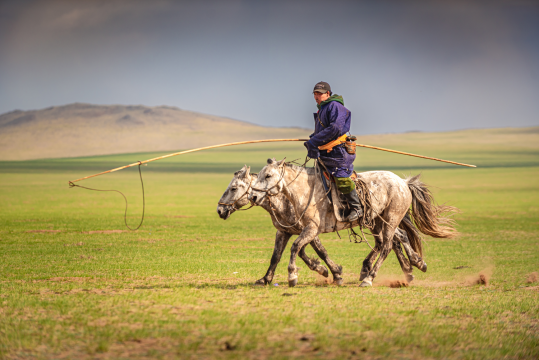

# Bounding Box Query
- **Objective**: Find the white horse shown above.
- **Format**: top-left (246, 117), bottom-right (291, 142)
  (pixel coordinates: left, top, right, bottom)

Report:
top-left (217, 166), bottom-right (345, 285)
top-left (217, 164), bottom-right (445, 286)
top-left (249, 159), bottom-right (458, 287)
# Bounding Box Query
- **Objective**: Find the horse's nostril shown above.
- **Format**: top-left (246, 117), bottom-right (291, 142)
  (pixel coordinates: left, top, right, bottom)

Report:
top-left (217, 209), bottom-right (222, 215)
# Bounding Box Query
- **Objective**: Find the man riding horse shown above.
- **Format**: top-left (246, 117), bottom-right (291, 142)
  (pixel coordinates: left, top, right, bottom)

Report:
top-left (304, 81), bottom-right (363, 222)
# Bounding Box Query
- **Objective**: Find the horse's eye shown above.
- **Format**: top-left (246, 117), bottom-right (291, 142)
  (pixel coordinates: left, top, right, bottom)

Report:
top-left (231, 188), bottom-right (237, 192)
top-left (265, 174), bottom-right (271, 179)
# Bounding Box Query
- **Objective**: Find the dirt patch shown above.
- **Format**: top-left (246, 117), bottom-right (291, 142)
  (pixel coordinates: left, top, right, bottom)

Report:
top-left (526, 272), bottom-right (538, 284)
top-left (467, 272), bottom-right (490, 286)
top-left (476, 274), bottom-right (489, 286)
top-left (453, 266), bottom-right (471, 269)
top-left (377, 276), bottom-right (409, 288)
top-left (298, 334), bottom-right (315, 342)
top-left (25, 230), bottom-right (61, 233)
top-left (84, 230), bottom-right (128, 234)
top-left (389, 280), bottom-right (409, 288)
top-left (465, 266), bottom-right (493, 286)
top-left (314, 273), bottom-right (332, 286)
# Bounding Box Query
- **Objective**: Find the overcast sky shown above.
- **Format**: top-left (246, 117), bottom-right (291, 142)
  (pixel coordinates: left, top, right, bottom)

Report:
top-left (1, 0), bottom-right (538, 134)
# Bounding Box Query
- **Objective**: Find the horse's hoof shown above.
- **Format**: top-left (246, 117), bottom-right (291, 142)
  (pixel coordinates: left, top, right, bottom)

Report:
top-left (359, 272), bottom-right (368, 281)
top-left (317, 266), bottom-right (329, 278)
top-left (420, 262), bottom-right (427, 273)
top-left (288, 278), bottom-right (298, 287)
top-left (405, 274), bottom-right (415, 283)
top-left (333, 278), bottom-right (344, 286)
top-left (254, 279), bottom-right (267, 286)
top-left (359, 280), bottom-right (372, 287)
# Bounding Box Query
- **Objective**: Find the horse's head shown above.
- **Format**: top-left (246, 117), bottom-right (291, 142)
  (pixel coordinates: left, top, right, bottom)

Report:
top-left (249, 158), bottom-right (286, 205)
top-left (217, 165), bottom-right (254, 220)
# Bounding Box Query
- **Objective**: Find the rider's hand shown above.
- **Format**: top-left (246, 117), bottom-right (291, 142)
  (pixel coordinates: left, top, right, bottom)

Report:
top-left (304, 141), bottom-right (320, 159)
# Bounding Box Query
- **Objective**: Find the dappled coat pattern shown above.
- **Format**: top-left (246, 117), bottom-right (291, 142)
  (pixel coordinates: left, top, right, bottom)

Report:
top-left (246, 159), bottom-right (458, 287)
top-left (217, 165), bottom-right (438, 285)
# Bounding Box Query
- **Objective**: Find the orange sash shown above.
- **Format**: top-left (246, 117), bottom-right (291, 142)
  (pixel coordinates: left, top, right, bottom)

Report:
top-left (318, 134), bottom-right (348, 153)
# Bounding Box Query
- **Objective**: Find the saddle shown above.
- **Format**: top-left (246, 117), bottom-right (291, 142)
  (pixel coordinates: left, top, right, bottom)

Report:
top-left (318, 169), bottom-right (360, 223)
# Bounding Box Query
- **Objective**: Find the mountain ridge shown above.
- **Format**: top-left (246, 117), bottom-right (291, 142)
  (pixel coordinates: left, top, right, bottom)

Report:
top-left (0, 103), bottom-right (310, 160)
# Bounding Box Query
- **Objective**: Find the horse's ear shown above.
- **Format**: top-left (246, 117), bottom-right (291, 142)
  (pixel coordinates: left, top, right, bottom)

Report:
top-left (242, 166), bottom-right (251, 179)
top-left (267, 158), bottom-right (277, 165)
top-left (235, 165), bottom-right (246, 177)
top-left (276, 158), bottom-right (286, 167)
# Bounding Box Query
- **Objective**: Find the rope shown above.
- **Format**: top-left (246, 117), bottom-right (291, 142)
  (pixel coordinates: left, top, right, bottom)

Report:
top-left (69, 162), bottom-right (145, 231)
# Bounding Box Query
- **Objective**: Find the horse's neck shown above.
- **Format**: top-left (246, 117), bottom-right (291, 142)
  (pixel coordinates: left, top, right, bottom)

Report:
top-left (259, 192), bottom-right (290, 214)
top-left (281, 166), bottom-right (313, 207)
top-left (256, 171), bottom-right (294, 216)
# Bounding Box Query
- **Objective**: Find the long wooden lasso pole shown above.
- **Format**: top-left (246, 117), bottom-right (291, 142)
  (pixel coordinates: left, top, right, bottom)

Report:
top-left (68, 138), bottom-right (475, 184)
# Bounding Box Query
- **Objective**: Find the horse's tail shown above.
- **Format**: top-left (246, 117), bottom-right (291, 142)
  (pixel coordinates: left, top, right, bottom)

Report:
top-left (405, 174), bottom-right (460, 241)
top-left (398, 211), bottom-right (424, 257)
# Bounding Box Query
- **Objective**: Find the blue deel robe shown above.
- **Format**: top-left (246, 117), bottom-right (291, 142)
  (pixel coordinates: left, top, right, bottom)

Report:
top-left (309, 100), bottom-right (355, 178)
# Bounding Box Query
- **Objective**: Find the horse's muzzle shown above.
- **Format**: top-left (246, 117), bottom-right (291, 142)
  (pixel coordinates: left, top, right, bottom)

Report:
top-left (216, 205), bottom-right (233, 220)
top-left (248, 191), bottom-right (265, 205)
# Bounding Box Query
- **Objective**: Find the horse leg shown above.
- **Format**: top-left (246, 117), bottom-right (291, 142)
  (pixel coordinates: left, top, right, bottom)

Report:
top-left (359, 247), bottom-right (379, 282)
top-left (287, 225), bottom-right (318, 287)
top-left (360, 221), bottom-right (396, 287)
top-left (359, 224), bottom-right (384, 281)
top-left (297, 237), bottom-right (330, 278)
top-left (310, 236), bottom-right (344, 285)
top-left (392, 235), bottom-right (414, 283)
top-left (255, 231), bottom-right (292, 285)
top-left (360, 238), bottom-right (413, 283)
top-left (397, 229), bottom-right (428, 273)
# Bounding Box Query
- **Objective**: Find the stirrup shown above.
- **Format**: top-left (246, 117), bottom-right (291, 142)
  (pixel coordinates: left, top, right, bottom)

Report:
top-left (345, 209), bottom-right (362, 222)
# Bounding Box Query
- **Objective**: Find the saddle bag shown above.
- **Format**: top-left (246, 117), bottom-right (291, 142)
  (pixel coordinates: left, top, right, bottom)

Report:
top-left (345, 135), bottom-right (357, 154)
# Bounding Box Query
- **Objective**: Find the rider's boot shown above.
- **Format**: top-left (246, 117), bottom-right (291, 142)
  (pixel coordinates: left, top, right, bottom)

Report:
top-left (343, 188), bottom-right (363, 222)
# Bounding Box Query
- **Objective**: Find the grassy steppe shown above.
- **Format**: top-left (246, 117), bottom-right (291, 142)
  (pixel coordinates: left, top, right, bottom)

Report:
top-left (1, 128), bottom-right (538, 359)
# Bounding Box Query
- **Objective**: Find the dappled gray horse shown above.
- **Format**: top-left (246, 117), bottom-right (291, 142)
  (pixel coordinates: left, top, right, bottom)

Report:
top-left (217, 165), bottom-right (345, 285)
top-left (217, 165), bottom-right (434, 285)
top-left (249, 159), bottom-right (458, 287)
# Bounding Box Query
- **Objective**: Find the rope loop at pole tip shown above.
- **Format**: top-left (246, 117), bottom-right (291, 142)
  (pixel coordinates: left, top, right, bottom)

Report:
top-left (68, 161), bottom-right (146, 231)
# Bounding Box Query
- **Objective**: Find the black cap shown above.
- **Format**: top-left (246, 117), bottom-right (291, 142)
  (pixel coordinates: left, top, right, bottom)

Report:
top-left (313, 81), bottom-right (331, 94)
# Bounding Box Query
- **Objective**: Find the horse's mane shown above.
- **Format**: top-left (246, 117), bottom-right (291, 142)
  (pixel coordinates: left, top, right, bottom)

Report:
top-left (284, 162), bottom-right (316, 175)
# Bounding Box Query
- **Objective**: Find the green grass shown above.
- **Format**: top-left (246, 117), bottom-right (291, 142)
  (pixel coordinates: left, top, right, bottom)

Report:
top-left (1, 131), bottom-right (538, 359)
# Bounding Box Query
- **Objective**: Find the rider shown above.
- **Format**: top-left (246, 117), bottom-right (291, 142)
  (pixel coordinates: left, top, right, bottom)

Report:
top-left (304, 81), bottom-right (363, 222)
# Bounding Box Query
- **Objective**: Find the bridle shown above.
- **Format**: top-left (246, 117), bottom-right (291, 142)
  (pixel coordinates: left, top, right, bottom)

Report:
top-left (218, 175), bottom-right (256, 211)
top-left (251, 161), bottom-right (319, 229)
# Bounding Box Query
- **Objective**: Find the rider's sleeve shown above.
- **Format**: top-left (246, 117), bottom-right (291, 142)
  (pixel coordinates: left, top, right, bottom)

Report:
top-left (308, 102), bottom-right (348, 147)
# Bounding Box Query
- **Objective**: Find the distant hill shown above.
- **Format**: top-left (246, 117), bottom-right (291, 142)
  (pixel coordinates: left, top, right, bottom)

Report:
top-left (0, 103), bottom-right (310, 160)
